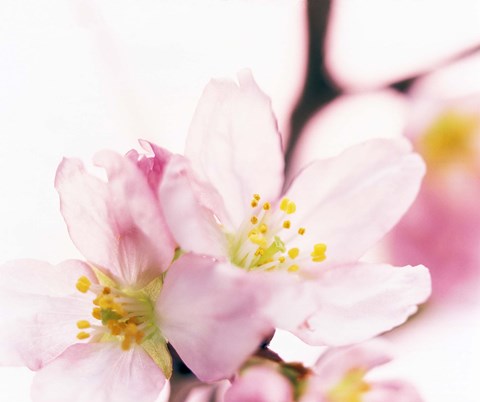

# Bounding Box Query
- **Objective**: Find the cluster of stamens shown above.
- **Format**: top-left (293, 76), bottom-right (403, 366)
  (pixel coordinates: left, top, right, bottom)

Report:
top-left (327, 368), bottom-right (371, 402)
top-left (75, 276), bottom-right (153, 350)
top-left (229, 194), bottom-right (327, 272)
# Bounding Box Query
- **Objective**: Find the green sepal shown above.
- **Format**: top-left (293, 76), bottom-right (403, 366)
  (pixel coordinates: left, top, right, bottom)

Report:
top-left (142, 275), bottom-right (164, 301)
top-left (142, 332), bottom-right (173, 379)
top-left (91, 266), bottom-right (118, 289)
top-left (173, 247), bottom-right (185, 262)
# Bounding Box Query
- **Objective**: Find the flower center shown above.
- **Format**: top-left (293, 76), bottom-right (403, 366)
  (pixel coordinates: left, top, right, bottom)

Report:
top-left (418, 110), bottom-right (479, 171)
top-left (75, 276), bottom-right (155, 350)
top-left (327, 368), bottom-right (371, 402)
top-left (227, 194), bottom-right (327, 272)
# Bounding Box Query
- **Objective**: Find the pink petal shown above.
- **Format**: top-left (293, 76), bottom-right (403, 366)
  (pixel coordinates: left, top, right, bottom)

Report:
top-left (125, 140), bottom-right (172, 193)
top-left (157, 253), bottom-right (273, 382)
top-left (225, 366), bottom-right (294, 402)
top-left (0, 259), bottom-right (95, 370)
top-left (294, 263), bottom-right (431, 346)
top-left (262, 271), bottom-right (319, 331)
top-left (365, 381), bottom-right (424, 402)
top-left (312, 340), bottom-right (393, 389)
top-left (284, 138), bottom-right (425, 267)
top-left (159, 155), bottom-right (228, 256)
top-left (185, 70), bottom-right (284, 228)
top-left (55, 151), bottom-right (175, 287)
top-left (31, 343), bottom-right (165, 402)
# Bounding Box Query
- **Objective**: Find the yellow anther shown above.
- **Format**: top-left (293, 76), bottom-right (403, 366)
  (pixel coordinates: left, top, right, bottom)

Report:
top-left (259, 223), bottom-right (268, 233)
top-left (285, 201), bottom-right (296, 214)
top-left (251, 200), bottom-right (258, 208)
top-left (121, 338), bottom-right (131, 351)
top-left (77, 331), bottom-right (90, 340)
top-left (249, 230), bottom-right (266, 246)
top-left (125, 323), bottom-right (138, 336)
top-left (75, 276), bottom-right (91, 293)
top-left (103, 287), bottom-right (111, 294)
top-left (278, 256), bottom-right (286, 263)
top-left (311, 243), bottom-right (327, 262)
top-left (298, 227), bottom-right (306, 235)
top-left (135, 331), bottom-right (145, 344)
top-left (263, 202), bottom-right (271, 211)
top-left (109, 323), bottom-right (122, 336)
top-left (288, 264), bottom-right (299, 273)
top-left (98, 295), bottom-right (114, 309)
top-left (254, 247), bottom-right (265, 256)
top-left (76, 320), bottom-right (91, 329)
top-left (283, 220), bottom-right (291, 229)
top-left (288, 248), bottom-right (299, 259)
top-left (250, 216), bottom-right (258, 224)
top-left (253, 194), bottom-right (261, 201)
top-left (92, 308), bottom-right (101, 320)
top-left (280, 197), bottom-right (290, 211)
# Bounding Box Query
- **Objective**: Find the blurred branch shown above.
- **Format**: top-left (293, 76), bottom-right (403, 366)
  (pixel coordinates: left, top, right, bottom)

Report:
top-left (391, 44), bottom-right (480, 93)
top-left (286, 0), bottom-right (480, 173)
top-left (285, 0), bottom-right (339, 171)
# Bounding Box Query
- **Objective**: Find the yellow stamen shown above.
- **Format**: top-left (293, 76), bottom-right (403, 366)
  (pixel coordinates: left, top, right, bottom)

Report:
top-left (419, 110), bottom-right (479, 169)
top-left (311, 243), bottom-right (327, 262)
top-left (77, 331), bottom-right (90, 340)
top-left (288, 248), bottom-right (299, 259)
top-left (103, 287), bottom-right (111, 294)
top-left (135, 332), bottom-right (145, 343)
top-left (250, 216), bottom-right (258, 224)
top-left (75, 276), bottom-right (91, 293)
top-left (283, 220), bottom-right (291, 229)
top-left (253, 194), bottom-right (261, 201)
top-left (251, 200), bottom-right (258, 208)
top-left (98, 295), bottom-right (114, 309)
top-left (288, 264), bottom-right (299, 273)
top-left (298, 227), bottom-right (306, 235)
top-left (279, 198), bottom-right (296, 214)
top-left (255, 247), bottom-right (265, 256)
top-left (125, 323), bottom-right (138, 335)
top-left (327, 368), bottom-right (370, 402)
top-left (92, 308), bottom-right (101, 320)
top-left (121, 338), bottom-right (131, 351)
top-left (278, 256), bottom-right (286, 263)
top-left (280, 197), bottom-right (290, 211)
top-left (109, 322), bottom-right (122, 336)
top-left (263, 202), bottom-right (271, 211)
top-left (76, 320), bottom-right (91, 329)
top-left (286, 201), bottom-right (296, 214)
top-left (249, 230), bottom-right (266, 246)
top-left (259, 223), bottom-right (268, 233)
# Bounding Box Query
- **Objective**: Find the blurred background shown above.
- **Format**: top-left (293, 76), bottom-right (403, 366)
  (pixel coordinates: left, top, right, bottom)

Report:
top-left (1, 0), bottom-right (480, 401)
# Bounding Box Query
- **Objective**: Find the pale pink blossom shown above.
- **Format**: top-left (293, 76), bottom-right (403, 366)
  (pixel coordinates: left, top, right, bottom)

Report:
top-left (0, 147), bottom-right (272, 402)
top-left (159, 70), bottom-right (431, 346)
top-left (224, 340), bottom-right (423, 402)
top-left (225, 365), bottom-right (294, 402)
top-left (387, 94), bottom-right (480, 301)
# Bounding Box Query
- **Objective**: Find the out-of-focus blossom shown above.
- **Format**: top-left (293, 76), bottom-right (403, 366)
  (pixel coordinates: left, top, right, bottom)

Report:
top-left (0, 147), bottom-right (272, 401)
top-left (159, 70), bottom-right (431, 346)
top-left (387, 83), bottom-right (480, 301)
top-left (224, 340), bottom-right (423, 402)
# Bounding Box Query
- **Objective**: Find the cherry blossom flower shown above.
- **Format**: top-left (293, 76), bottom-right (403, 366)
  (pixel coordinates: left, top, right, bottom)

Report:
top-left (387, 95), bottom-right (480, 301)
top-left (159, 70), bottom-right (431, 346)
top-left (0, 147), bottom-right (272, 402)
top-left (224, 340), bottom-right (424, 402)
